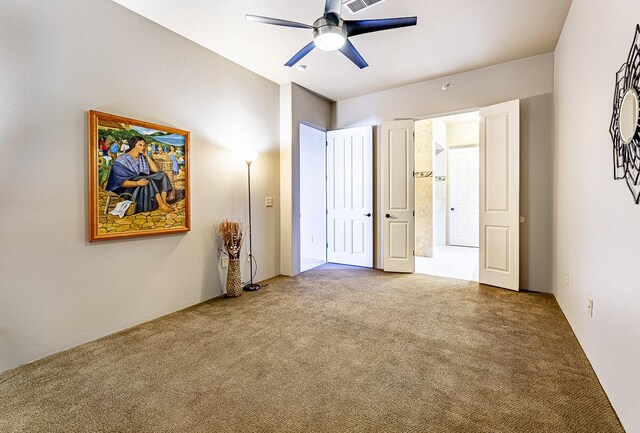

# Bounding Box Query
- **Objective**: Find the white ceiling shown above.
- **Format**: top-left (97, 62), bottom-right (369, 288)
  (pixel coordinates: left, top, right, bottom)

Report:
top-left (112, 0), bottom-right (572, 102)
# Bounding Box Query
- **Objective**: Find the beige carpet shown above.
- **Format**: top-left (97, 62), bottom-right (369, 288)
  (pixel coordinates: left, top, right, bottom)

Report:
top-left (0, 265), bottom-right (624, 432)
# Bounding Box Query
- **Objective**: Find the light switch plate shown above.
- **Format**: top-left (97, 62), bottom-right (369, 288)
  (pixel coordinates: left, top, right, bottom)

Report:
top-left (221, 256), bottom-right (228, 268)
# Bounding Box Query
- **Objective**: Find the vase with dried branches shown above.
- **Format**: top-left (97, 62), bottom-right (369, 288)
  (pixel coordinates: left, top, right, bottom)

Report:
top-left (216, 220), bottom-right (244, 297)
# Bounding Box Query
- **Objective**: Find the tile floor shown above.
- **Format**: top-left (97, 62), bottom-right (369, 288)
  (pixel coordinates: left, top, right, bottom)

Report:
top-left (415, 245), bottom-right (479, 282)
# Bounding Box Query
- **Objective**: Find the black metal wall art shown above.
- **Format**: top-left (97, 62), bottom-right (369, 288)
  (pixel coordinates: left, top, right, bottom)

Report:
top-left (610, 24), bottom-right (640, 203)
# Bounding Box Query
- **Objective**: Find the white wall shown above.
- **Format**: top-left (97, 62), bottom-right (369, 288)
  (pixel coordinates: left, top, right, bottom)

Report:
top-left (0, 0), bottom-right (280, 372)
top-left (554, 1), bottom-right (640, 431)
top-left (280, 83), bottom-right (332, 276)
top-left (333, 54), bottom-right (554, 292)
top-left (279, 84), bottom-right (294, 276)
top-left (300, 123), bottom-right (327, 265)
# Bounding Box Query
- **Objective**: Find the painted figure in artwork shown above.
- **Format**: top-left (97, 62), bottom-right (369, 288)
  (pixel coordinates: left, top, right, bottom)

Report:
top-left (109, 138), bottom-right (120, 160)
top-left (168, 145), bottom-right (180, 177)
top-left (99, 137), bottom-right (108, 156)
top-left (106, 136), bottom-right (174, 213)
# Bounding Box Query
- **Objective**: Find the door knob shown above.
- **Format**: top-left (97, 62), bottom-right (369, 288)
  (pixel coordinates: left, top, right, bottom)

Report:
top-left (385, 213), bottom-right (391, 218)
top-left (364, 213), bottom-right (372, 217)
top-left (450, 208), bottom-right (455, 211)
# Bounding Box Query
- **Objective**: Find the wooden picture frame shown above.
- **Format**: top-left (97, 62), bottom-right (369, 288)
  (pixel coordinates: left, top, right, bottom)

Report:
top-left (89, 110), bottom-right (190, 241)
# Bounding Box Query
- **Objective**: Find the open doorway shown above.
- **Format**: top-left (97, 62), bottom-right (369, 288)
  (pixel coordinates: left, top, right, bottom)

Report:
top-left (383, 101), bottom-right (519, 289)
top-left (414, 112), bottom-right (480, 281)
top-left (298, 124), bottom-right (374, 273)
top-left (299, 122), bottom-right (327, 272)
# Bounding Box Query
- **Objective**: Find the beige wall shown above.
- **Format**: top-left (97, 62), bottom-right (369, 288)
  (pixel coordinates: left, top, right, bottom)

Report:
top-left (333, 53), bottom-right (554, 128)
top-left (520, 94), bottom-right (553, 297)
top-left (415, 120), bottom-right (433, 257)
top-left (280, 83), bottom-right (332, 276)
top-left (446, 122), bottom-right (479, 147)
top-left (432, 119), bottom-right (448, 247)
top-left (0, 0), bottom-right (280, 372)
top-left (554, 1), bottom-right (640, 431)
top-left (333, 54), bottom-right (554, 292)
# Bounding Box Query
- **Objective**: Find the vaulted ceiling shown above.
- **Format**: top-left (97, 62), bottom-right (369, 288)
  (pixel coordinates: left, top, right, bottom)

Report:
top-left (112, 0), bottom-right (572, 101)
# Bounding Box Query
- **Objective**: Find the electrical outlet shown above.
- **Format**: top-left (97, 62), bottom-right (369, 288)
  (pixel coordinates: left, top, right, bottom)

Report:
top-left (265, 197), bottom-right (273, 207)
top-left (221, 256), bottom-right (228, 268)
top-left (587, 298), bottom-right (594, 318)
top-left (565, 272), bottom-right (569, 288)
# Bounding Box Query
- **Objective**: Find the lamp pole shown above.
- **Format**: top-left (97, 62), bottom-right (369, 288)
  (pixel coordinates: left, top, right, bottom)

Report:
top-left (243, 157), bottom-right (260, 291)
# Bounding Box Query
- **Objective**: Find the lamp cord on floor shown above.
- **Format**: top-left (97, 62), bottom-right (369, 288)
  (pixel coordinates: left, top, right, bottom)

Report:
top-left (241, 254), bottom-right (269, 288)
top-left (242, 254), bottom-right (258, 286)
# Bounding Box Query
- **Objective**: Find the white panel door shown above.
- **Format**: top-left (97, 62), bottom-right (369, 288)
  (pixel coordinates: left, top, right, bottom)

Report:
top-left (448, 146), bottom-right (479, 247)
top-left (327, 126), bottom-right (373, 267)
top-left (382, 120), bottom-right (415, 273)
top-left (479, 100), bottom-right (520, 291)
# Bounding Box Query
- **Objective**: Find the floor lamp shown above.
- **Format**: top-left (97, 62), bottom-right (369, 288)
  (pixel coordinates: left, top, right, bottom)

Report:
top-left (243, 151), bottom-right (260, 291)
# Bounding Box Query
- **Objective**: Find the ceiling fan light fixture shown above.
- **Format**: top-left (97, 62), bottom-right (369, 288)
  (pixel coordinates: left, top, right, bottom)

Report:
top-left (314, 32), bottom-right (346, 51)
top-left (247, 2), bottom-right (418, 69)
top-left (313, 22), bottom-right (347, 51)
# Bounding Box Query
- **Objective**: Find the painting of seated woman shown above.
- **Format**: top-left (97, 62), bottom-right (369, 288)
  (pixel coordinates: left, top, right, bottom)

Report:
top-left (89, 111), bottom-right (190, 241)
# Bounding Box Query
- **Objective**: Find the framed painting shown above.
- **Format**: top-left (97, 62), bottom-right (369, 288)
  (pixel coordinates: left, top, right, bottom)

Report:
top-left (89, 110), bottom-right (190, 241)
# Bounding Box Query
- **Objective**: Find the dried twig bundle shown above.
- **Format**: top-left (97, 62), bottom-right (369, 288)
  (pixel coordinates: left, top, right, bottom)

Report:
top-left (216, 219), bottom-right (244, 260)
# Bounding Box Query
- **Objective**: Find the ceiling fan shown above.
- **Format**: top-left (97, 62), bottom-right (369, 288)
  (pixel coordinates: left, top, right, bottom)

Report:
top-left (246, 0), bottom-right (417, 69)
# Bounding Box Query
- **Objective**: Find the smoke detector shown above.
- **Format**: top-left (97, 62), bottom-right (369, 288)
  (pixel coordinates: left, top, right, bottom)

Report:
top-left (343, 0), bottom-right (386, 15)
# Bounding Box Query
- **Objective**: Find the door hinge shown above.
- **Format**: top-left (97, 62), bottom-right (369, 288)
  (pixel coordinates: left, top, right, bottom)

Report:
top-left (413, 210), bottom-right (415, 217)
top-left (413, 250), bottom-right (415, 256)
top-left (412, 171), bottom-right (415, 177)
top-left (326, 243), bottom-right (329, 248)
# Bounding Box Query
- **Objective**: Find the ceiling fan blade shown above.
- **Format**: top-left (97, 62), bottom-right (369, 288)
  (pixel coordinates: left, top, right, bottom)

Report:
top-left (345, 17), bottom-right (418, 37)
top-left (324, 0), bottom-right (342, 18)
top-left (245, 14), bottom-right (313, 29)
top-left (285, 41), bottom-right (316, 67)
top-left (339, 39), bottom-right (368, 69)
